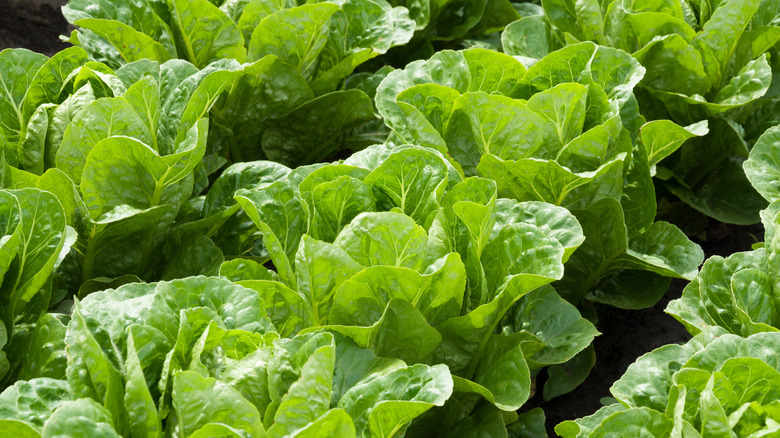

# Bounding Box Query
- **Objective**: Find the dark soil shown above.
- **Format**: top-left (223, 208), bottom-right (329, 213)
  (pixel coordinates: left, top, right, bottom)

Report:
top-left (0, 0), bottom-right (71, 55)
top-left (0, 6), bottom-right (766, 437)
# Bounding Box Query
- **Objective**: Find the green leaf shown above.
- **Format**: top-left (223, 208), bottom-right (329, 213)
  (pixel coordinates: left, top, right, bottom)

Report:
top-left (65, 302), bottom-right (127, 434)
top-left (664, 120), bottom-right (766, 225)
top-left (42, 83), bottom-right (94, 170)
top-left (122, 75), bottom-right (161, 152)
top-left (502, 15), bottom-right (560, 59)
top-left (312, 0), bottom-right (414, 93)
top-left (0, 378), bottom-right (72, 430)
top-left (527, 82), bottom-right (588, 147)
top-left (1, 189), bottom-right (69, 326)
top-left (159, 60), bottom-right (243, 153)
top-left (522, 42), bottom-right (596, 91)
top-left (56, 97), bottom-right (152, 184)
top-left (640, 120), bottom-right (708, 169)
top-left (295, 236), bottom-right (362, 324)
top-left (376, 51), bottom-right (471, 136)
top-left (436, 224), bottom-right (564, 377)
top-left (204, 161), bottom-right (291, 216)
top-left (0, 420), bottom-right (39, 437)
top-left (603, 0), bottom-right (693, 53)
top-left (721, 357), bottom-right (780, 405)
top-left (238, 280), bottom-right (312, 337)
top-left (544, 345), bottom-right (596, 400)
top-left (266, 333), bottom-right (335, 437)
top-left (557, 198), bottom-right (701, 306)
top-left (80, 120), bottom-right (206, 217)
top-left (634, 34), bottom-right (711, 98)
top-left (333, 211), bottom-right (429, 271)
top-left (171, 370), bottom-right (265, 437)
top-left (714, 54), bottom-right (772, 107)
top-left (22, 46), bottom-right (89, 124)
top-left (666, 250), bottom-right (774, 337)
top-left (542, 0), bottom-right (604, 43)
top-left (745, 125), bottom-right (780, 203)
top-left (247, 3), bottom-right (339, 78)
top-left (218, 56), bottom-right (313, 163)
top-left (306, 175), bottom-right (375, 242)
top-left (41, 398), bottom-right (121, 438)
top-left (507, 286), bottom-right (599, 367)
top-left (620, 221), bottom-right (704, 280)
top-left (691, 0), bottom-right (761, 92)
top-left (444, 92), bottom-right (555, 176)
top-left (220, 259), bottom-right (276, 282)
top-left (555, 403), bottom-right (626, 438)
top-left (170, 0), bottom-right (246, 68)
top-left (72, 205), bottom-right (170, 282)
top-left (0, 49), bottom-right (48, 148)
top-left (235, 181), bottom-right (306, 288)
top-left (590, 407), bottom-right (674, 437)
top-left (492, 199), bottom-right (584, 262)
top-left (337, 363), bottom-right (452, 438)
top-left (329, 252), bottom-right (466, 328)
top-left (124, 330), bottom-right (161, 438)
top-left (477, 153), bottom-right (625, 209)
top-left (74, 18), bottom-right (172, 63)
top-left (684, 332), bottom-right (780, 373)
top-left (508, 408), bottom-right (546, 437)
top-left (611, 343), bottom-right (691, 411)
top-left (14, 314), bottom-right (68, 381)
top-left (293, 409), bottom-right (357, 438)
top-left (364, 147), bottom-right (448, 224)
top-left (161, 233), bottom-right (224, 280)
top-left (698, 374), bottom-right (733, 437)
top-left (473, 331), bottom-right (533, 410)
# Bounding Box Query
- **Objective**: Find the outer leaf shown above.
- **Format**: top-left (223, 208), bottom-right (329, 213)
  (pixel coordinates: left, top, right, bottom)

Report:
top-left (337, 363), bottom-right (453, 438)
top-left (247, 3), bottom-right (339, 78)
top-left (0, 378), bottom-right (71, 430)
top-left (506, 286), bottom-right (599, 367)
top-left (744, 125), bottom-right (780, 203)
top-left (640, 120), bottom-right (708, 168)
top-left (74, 18), bottom-right (172, 63)
top-left (0, 49), bottom-right (48, 147)
top-left (13, 314), bottom-right (68, 381)
top-left (170, 0), bottom-right (246, 68)
top-left (590, 407), bottom-right (673, 437)
top-left (41, 398), bottom-right (121, 438)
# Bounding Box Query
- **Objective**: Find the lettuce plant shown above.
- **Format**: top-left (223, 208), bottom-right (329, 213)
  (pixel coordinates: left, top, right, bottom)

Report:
top-left (60, 0), bottom-right (414, 167)
top-left (667, 125), bottom-right (780, 336)
top-left (0, 276), bottom-right (453, 437)
top-left (1, 51), bottom-right (221, 294)
top-left (61, 0), bottom-right (414, 88)
top-left (502, 0), bottom-right (780, 224)
top-left (0, 47), bottom-right (372, 297)
top-left (217, 145), bottom-right (598, 433)
top-left (0, 189), bottom-right (74, 385)
top-left (374, 45), bottom-right (704, 310)
top-left (556, 330), bottom-right (780, 437)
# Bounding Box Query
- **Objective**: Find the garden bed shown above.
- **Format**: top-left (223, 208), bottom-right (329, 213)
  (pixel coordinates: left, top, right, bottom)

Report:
top-left (0, 0), bottom-right (777, 436)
